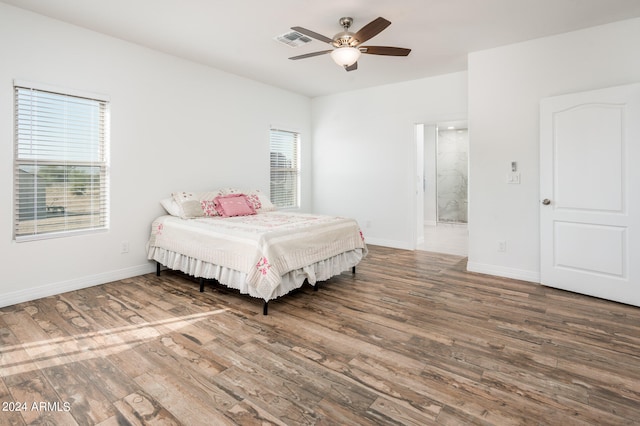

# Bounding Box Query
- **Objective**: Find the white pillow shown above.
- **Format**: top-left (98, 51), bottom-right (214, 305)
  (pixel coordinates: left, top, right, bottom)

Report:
top-left (170, 192), bottom-right (204, 219)
top-left (160, 198), bottom-right (181, 216)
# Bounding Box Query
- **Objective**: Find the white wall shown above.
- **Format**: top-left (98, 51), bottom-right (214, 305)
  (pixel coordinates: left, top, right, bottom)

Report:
top-left (467, 17), bottom-right (640, 282)
top-left (0, 4), bottom-right (311, 307)
top-left (311, 72), bottom-right (467, 248)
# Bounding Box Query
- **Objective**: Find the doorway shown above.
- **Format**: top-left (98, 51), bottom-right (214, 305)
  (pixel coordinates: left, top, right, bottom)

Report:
top-left (416, 121), bottom-right (468, 256)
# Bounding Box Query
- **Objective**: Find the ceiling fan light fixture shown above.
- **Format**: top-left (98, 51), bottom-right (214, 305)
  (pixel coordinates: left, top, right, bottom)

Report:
top-left (290, 17), bottom-right (409, 71)
top-left (330, 47), bottom-right (361, 67)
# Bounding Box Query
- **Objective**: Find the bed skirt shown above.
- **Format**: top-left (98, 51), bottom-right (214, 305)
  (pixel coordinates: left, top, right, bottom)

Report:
top-left (148, 247), bottom-right (365, 301)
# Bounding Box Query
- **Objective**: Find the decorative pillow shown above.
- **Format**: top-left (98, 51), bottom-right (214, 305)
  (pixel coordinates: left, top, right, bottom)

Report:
top-left (170, 192), bottom-right (202, 218)
top-left (247, 189), bottom-right (276, 212)
top-left (180, 200), bottom-right (205, 218)
top-left (223, 188), bottom-right (276, 212)
top-left (214, 194), bottom-right (256, 217)
top-left (200, 200), bottom-right (218, 217)
top-left (160, 198), bottom-right (181, 216)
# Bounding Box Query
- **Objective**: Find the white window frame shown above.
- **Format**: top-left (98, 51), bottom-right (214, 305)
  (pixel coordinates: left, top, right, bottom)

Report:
top-left (269, 128), bottom-right (300, 209)
top-left (13, 80), bottom-right (110, 242)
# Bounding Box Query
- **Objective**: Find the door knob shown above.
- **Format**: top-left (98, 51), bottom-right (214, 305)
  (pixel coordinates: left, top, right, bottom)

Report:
top-left (542, 199), bottom-right (551, 205)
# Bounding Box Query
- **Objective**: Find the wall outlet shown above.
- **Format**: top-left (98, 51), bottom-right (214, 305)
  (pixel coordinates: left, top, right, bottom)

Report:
top-left (121, 241), bottom-right (130, 254)
top-left (497, 240), bottom-right (507, 252)
top-left (507, 172), bottom-right (521, 184)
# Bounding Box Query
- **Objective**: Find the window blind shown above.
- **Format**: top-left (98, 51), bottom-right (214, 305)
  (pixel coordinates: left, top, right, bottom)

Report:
top-left (14, 84), bottom-right (110, 241)
top-left (269, 129), bottom-right (300, 208)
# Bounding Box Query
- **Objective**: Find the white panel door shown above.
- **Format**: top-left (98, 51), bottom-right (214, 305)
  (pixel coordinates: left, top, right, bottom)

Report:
top-left (540, 83), bottom-right (640, 306)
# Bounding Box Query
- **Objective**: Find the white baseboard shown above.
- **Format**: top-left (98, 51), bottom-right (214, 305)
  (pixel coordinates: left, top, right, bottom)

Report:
top-left (466, 261), bottom-right (540, 283)
top-left (365, 237), bottom-right (413, 250)
top-left (0, 263), bottom-right (156, 309)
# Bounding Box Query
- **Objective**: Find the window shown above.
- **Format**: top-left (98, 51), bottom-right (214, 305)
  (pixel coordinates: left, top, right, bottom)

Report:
top-left (269, 129), bottom-right (300, 208)
top-left (14, 82), bottom-right (110, 241)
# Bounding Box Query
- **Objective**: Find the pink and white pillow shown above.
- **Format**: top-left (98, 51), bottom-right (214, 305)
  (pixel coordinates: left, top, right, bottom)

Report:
top-left (213, 194), bottom-right (256, 217)
top-left (223, 188), bottom-right (276, 212)
top-left (200, 200), bottom-right (218, 217)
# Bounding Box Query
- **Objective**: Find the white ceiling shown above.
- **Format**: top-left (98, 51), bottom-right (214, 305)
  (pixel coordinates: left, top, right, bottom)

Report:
top-left (3, 0), bottom-right (640, 97)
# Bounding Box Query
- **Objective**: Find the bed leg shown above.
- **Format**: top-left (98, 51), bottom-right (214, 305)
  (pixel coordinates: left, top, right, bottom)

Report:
top-left (352, 266), bottom-right (356, 274)
top-left (263, 302), bottom-right (268, 316)
top-left (199, 278), bottom-right (205, 292)
top-left (156, 262), bottom-right (161, 276)
top-left (314, 284), bottom-right (318, 292)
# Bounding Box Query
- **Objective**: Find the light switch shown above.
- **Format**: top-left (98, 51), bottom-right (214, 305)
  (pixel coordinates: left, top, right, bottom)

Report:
top-left (507, 172), bottom-right (521, 184)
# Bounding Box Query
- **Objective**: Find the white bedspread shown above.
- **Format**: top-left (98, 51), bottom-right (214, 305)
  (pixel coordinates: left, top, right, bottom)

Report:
top-left (147, 212), bottom-right (367, 300)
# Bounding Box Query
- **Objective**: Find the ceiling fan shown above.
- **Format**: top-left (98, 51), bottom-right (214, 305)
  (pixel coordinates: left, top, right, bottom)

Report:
top-left (288, 17), bottom-right (411, 71)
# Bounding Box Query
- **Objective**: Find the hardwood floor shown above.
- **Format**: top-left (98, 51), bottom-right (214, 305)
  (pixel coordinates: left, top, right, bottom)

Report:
top-left (1, 245), bottom-right (640, 425)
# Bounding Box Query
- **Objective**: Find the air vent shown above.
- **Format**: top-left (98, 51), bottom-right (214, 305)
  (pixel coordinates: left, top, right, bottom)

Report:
top-left (274, 31), bottom-right (313, 47)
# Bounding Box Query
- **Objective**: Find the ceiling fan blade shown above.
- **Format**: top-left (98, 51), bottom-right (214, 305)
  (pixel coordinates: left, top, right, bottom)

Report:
top-left (345, 62), bottom-right (358, 72)
top-left (353, 17), bottom-right (391, 45)
top-left (291, 26), bottom-right (334, 44)
top-left (289, 50), bottom-right (333, 60)
top-left (360, 46), bottom-right (411, 56)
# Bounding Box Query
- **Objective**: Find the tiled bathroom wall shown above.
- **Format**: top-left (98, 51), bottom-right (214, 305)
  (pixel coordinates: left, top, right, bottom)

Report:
top-left (437, 129), bottom-right (468, 223)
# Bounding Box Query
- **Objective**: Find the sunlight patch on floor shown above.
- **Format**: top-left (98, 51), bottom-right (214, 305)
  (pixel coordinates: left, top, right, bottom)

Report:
top-left (0, 308), bottom-right (228, 377)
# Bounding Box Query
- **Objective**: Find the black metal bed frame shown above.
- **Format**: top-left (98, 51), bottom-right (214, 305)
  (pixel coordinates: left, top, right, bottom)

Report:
top-left (156, 262), bottom-right (356, 315)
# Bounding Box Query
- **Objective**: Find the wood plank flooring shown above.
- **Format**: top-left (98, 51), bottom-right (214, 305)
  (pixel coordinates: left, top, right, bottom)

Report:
top-left (1, 245), bottom-right (640, 425)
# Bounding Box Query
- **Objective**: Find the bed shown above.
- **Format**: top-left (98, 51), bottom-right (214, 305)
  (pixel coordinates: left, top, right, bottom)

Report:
top-left (147, 188), bottom-right (367, 314)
